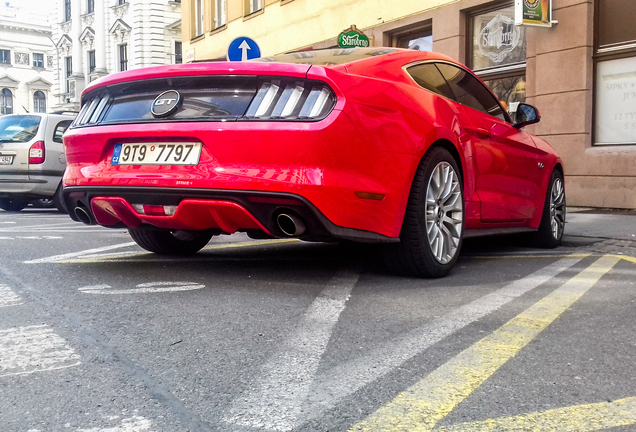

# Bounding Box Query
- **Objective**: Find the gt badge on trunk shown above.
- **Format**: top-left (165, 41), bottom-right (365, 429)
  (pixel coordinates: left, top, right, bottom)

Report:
top-left (151, 90), bottom-right (181, 118)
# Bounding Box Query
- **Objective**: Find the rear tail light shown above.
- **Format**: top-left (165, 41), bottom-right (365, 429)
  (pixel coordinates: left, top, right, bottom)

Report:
top-left (29, 141), bottom-right (45, 164)
top-left (245, 79), bottom-right (336, 120)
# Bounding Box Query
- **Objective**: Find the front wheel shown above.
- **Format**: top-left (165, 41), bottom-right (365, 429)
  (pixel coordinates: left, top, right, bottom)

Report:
top-left (534, 170), bottom-right (566, 248)
top-left (128, 228), bottom-right (214, 255)
top-left (382, 147), bottom-right (464, 278)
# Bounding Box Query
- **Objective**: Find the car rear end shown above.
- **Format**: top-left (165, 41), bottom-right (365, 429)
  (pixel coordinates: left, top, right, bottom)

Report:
top-left (62, 50), bottom-right (438, 246)
top-left (64, 61), bottom-right (380, 242)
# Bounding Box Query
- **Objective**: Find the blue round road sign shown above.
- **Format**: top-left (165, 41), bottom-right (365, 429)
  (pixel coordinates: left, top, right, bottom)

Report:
top-left (227, 37), bottom-right (261, 62)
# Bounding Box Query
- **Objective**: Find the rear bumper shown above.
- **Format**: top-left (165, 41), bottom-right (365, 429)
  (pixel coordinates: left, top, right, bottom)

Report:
top-left (0, 172), bottom-right (60, 198)
top-left (63, 186), bottom-right (398, 243)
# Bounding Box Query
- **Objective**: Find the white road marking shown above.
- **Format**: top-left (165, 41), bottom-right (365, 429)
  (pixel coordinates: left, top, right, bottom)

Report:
top-left (75, 415), bottom-right (153, 432)
top-left (78, 281), bottom-right (206, 295)
top-left (0, 236), bottom-right (64, 240)
top-left (223, 268), bottom-right (360, 431)
top-left (300, 255), bottom-right (587, 421)
top-left (0, 284), bottom-right (22, 307)
top-left (0, 325), bottom-right (81, 377)
top-left (24, 242), bottom-right (137, 264)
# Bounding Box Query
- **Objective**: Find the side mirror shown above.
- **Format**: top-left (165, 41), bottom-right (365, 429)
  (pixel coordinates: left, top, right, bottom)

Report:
top-left (514, 103), bottom-right (541, 129)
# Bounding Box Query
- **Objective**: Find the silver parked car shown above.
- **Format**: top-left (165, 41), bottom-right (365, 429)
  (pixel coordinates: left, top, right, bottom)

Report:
top-left (0, 112), bottom-right (76, 212)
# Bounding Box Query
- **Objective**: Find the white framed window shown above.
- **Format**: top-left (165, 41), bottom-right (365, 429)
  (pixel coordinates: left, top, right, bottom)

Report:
top-left (245, 0), bottom-right (262, 15)
top-left (33, 91), bottom-right (46, 113)
top-left (214, 0), bottom-right (226, 28)
top-left (119, 44), bottom-right (128, 71)
top-left (194, 0), bottom-right (204, 37)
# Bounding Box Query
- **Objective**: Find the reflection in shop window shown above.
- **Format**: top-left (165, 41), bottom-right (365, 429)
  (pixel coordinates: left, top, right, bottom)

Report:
top-left (594, 0), bottom-right (636, 146)
top-left (389, 23), bottom-right (433, 52)
top-left (469, 4), bottom-right (526, 117)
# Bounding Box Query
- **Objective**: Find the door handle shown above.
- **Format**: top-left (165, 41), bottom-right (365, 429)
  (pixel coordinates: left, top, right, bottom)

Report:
top-left (475, 127), bottom-right (491, 138)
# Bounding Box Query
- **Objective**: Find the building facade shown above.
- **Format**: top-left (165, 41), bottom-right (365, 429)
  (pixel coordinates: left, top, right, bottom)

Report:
top-left (0, 2), bottom-right (55, 115)
top-left (52, 0), bottom-right (183, 112)
top-left (182, 0), bottom-right (636, 210)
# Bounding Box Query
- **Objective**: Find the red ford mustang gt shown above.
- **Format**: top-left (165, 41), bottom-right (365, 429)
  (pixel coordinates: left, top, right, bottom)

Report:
top-left (62, 48), bottom-right (566, 277)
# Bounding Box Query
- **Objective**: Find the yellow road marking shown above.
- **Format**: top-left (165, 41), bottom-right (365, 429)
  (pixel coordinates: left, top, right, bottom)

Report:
top-left (436, 396), bottom-right (636, 432)
top-left (617, 254), bottom-right (636, 265)
top-left (57, 238), bottom-right (300, 263)
top-left (349, 255), bottom-right (620, 432)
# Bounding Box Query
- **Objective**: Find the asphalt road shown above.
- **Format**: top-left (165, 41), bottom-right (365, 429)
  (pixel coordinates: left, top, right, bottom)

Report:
top-left (1, 208), bottom-right (636, 432)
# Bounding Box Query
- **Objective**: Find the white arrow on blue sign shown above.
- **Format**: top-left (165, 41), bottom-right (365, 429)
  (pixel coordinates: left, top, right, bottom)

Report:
top-left (227, 37), bottom-right (261, 61)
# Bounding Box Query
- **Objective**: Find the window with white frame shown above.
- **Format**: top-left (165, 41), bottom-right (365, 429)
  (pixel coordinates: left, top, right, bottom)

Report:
top-left (33, 53), bottom-right (44, 68)
top-left (175, 41), bottom-right (182, 64)
top-left (119, 44), bottom-right (128, 71)
top-left (88, 50), bottom-right (96, 73)
top-left (194, 0), bottom-right (204, 37)
top-left (245, 0), bottom-right (262, 15)
top-left (214, 0), bottom-right (226, 28)
top-left (64, 0), bottom-right (71, 21)
top-left (1, 88), bottom-right (13, 114)
top-left (0, 49), bottom-right (11, 65)
top-left (87, 0), bottom-right (94, 13)
top-left (33, 91), bottom-right (46, 113)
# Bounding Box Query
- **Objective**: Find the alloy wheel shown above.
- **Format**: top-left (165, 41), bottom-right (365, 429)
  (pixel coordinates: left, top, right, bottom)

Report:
top-left (425, 162), bottom-right (463, 264)
top-left (550, 177), bottom-right (566, 240)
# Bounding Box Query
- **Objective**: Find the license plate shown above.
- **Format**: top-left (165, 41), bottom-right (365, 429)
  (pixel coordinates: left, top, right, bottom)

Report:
top-left (111, 142), bottom-right (201, 166)
top-left (0, 155), bottom-right (13, 165)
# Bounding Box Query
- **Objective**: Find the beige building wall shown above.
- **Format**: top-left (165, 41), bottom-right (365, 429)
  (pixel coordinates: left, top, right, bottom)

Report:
top-left (181, 0), bottom-right (460, 60)
top-left (184, 0), bottom-right (636, 209)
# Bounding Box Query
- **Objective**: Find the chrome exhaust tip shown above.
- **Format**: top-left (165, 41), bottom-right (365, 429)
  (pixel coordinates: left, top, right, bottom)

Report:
top-left (74, 206), bottom-right (95, 225)
top-left (276, 212), bottom-right (306, 237)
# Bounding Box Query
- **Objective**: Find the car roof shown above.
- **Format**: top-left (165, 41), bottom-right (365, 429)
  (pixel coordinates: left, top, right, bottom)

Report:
top-left (82, 47), bottom-right (464, 96)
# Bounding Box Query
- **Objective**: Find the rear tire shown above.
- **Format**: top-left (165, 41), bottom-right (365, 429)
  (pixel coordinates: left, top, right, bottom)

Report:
top-left (0, 198), bottom-right (28, 212)
top-left (381, 147), bottom-right (464, 278)
top-left (128, 228), bottom-right (214, 255)
top-left (534, 169), bottom-right (566, 248)
top-left (53, 183), bottom-right (68, 214)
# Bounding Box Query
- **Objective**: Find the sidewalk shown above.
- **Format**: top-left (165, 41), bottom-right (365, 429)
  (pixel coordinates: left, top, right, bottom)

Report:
top-left (565, 207), bottom-right (636, 257)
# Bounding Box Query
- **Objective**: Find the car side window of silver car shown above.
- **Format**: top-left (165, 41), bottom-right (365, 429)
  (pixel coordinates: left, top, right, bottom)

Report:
top-left (53, 120), bottom-right (72, 143)
top-left (435, 63), bottom-right (508, 122)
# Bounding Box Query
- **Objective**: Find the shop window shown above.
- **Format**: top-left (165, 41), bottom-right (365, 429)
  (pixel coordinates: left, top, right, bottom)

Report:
top-left (468, 3), bottom-right (526, 113)
top-left (388, 22), bottom-right (432, 52)
top-left (33, 91), bottom-right (46, 113)
top-left (594, 0), bottom-right (636, 146)
top-left (1, 88), bottom-right (13, 114)
top-left (213, 0), bottom-right (226, 28)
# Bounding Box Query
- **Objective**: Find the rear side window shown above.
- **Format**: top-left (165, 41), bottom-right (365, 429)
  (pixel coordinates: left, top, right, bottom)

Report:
top-left (435, 63), bottom-right (507, 121)
top-left (53, 120), bottom-right (72, 143)
top-left (406, 63), bottom-right (455, 100)
top-left (0, 115), bottom-right (41, 143)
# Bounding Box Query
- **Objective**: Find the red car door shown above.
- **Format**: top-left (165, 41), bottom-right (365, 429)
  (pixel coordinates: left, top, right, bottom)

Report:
top-left (436, 63), bottom-right (544, 222)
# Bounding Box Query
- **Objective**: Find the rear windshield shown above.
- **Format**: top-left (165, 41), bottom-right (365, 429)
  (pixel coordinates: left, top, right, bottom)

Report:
top-left (254, 48), bottom-right (399, 65)
top-left (0, 115), bottom-right (40, 143)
